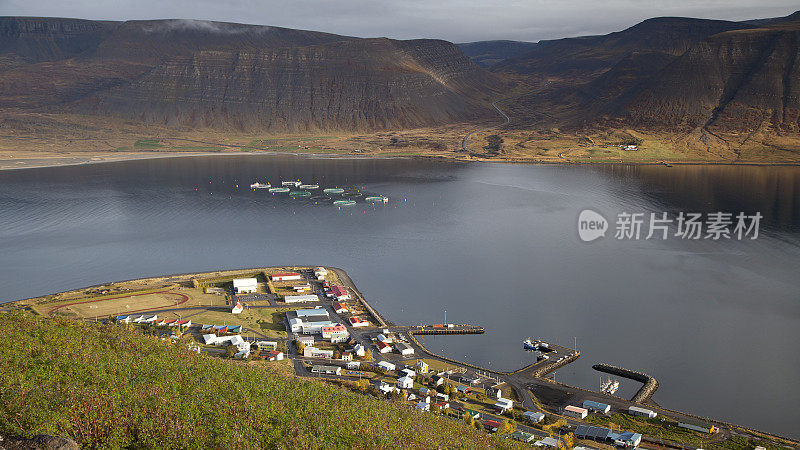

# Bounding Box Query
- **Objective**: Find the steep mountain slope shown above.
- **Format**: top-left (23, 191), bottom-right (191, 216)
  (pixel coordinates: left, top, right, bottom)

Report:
top-left (614, 21), bottom-right (800, 137)
top-left (493, 17), bottom-right (755, 82)
top-left (0, 18), bottom-right (504, 131)
top-left (76, 37), bottom-right (502, 130)
top-left (495, 12), bottom-right (800, 151)
top-left (0, 17), bottom-right (116, 70)
top-left (457, 40), bottom-right (538, 67)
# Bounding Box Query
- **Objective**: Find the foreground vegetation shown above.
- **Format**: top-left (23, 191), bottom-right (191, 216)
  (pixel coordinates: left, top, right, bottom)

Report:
top-left (0, 312), bottom-right (521, 449)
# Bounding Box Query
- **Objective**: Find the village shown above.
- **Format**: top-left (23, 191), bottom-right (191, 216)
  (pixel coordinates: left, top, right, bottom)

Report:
top-left (29, 266), bottom-right (777, 449)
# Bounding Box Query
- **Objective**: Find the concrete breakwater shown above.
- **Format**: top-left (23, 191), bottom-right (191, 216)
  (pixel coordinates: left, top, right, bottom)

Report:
top-left (411, 326), bottom-right (484, 335)
top-left (592, 363), bottom-right (659, 403)
top-left (530, 350), bottom-right (581, 378)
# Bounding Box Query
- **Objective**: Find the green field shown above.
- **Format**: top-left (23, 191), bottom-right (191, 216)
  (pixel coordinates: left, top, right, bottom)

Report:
top-left (0, 312), bottom-right (523, 449)
top-left (133, 139), bottom-right (164, 149)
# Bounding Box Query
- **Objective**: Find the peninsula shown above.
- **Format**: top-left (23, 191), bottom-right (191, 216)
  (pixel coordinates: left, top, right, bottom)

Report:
top-left (3, 267), bottom-right (796, 449)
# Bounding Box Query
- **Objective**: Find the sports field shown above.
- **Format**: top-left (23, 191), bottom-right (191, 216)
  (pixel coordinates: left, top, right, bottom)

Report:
top-left (46, 290), bottom-right (190, 318)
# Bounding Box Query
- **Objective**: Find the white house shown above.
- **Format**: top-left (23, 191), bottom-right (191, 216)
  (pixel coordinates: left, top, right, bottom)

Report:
top-left (564, 405), bottom-right (588, 419)
top-left (284, 294), bottom-right (320, 304)
top-left (232, 278), bottom-right (258, 294)
top-left (353, 343), bottom-right (366, 357)
top-left (378, 383), bottom-right (396, 396)
top-left (311, 365), bottom-right (341, 375)
top-left (314, 267), bottom-right (327, 280)
top-left (333, 302), bottom-right (348, 314)
top-left (397, 376), bottom-right (414, 389)
top-left (297, 335), bottom-right (315, 346)
top-left (231, 301), bottom-right (244, 314)
top-left (376, 340), bottom-right (392, 353)
top-left (289, 317), bottom-right (304, 333)
top-left (400, 368), bottom-right (415, 378)
top-left (321, 323), bottom-right (349, 343)
top-left (628, 406), bottom-right (657, 418)
top-left (272, 272), bottom-right (302, 282)
top-left (523, 411), bottom-right (545, 424)
top-left (395, 342), bottom-right (414, 356)
top-left (416, 361), bottom-right (429, 373)
top-left (377, 361), bottom-right (396, 372)
top-left (292, 284), bottom-right (311, 292)
top-left (346, 361), bottom-right (361, 370)
top-left (265, 351), bottom-right (284, 361)
top-left (534, 437), bottom-right (559, 448)
top-left (494, 398), bottom-right (514, 414)
top-left (415, 401), bottom-right (430, 411)
top-left (303, 346), bottom-right (333, 359)
top-left (295, 307), bottom-right (329, 319)
top-left (376, 333), bottom-right (393, 344)
top-left (202, 333), bottom-right (219, 345)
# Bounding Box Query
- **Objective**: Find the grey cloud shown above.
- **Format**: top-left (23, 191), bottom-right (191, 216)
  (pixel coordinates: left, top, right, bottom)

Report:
top-left (1, 0), bottom-right (798, 43)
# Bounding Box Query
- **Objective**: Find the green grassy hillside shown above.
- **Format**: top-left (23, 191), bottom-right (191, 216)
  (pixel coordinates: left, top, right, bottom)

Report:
top-left (0, 312), bottom-right (520, 449)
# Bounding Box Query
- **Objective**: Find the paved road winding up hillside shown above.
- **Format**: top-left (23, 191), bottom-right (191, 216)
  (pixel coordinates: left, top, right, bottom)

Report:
top-left (461, 101), bottom-right (510, 152)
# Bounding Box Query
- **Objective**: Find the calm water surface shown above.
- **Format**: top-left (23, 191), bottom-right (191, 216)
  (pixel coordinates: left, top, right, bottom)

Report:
top-left (1, 155), bottom-right (798, 437)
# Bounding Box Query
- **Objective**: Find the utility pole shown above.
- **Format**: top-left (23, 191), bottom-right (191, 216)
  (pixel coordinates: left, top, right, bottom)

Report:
top-left (444, 310), bottom-right (446, 324)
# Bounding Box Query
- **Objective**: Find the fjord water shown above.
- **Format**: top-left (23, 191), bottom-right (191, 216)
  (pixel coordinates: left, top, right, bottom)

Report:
top-left (1, 155), bottom-right (799, 437)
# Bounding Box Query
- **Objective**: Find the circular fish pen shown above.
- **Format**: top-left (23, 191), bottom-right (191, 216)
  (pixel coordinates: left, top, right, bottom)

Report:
top-left (269, 187), bottom-right (290, 193)
top-left (333, 200), bottom-right (357, 206)
top-left (299, 184), bottom-right (319, 189)
top-left (324, 188), bottom-right (345, 194)
top-left (290, 191), bottom-right (311, 197)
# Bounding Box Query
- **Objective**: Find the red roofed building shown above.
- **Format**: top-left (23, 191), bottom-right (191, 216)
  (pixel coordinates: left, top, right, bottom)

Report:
top-left (376, 340), bottom-right (392, 353)
top-left (329, 285), bottom-right (351, 300)
top-left (348, 316), bottom-right (369, 328)
top-left (271, 272), bottom-right (303, 281)
top-left (482, 419), bottom-right (502, 432)
top-left (333, 302), bottom-right (348, 314)
top-left (265, 351), bottom-right (284, 361)
top-left (321, 323), bottom-right (349, 343)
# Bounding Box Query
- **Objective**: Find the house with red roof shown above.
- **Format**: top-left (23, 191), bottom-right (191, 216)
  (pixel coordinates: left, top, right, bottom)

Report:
top-left (265, 351), bottom-right (284, 361)
top-left (376, 340), bottom-right (392, 353)
top-left (348, 316), bottom-right (369, 328)
top-left (328, 285), bottom-right (351, 300)
top-left (271, 272), bottom-right (302, 281)
top-left (333, 302), bottom-right (348, 314)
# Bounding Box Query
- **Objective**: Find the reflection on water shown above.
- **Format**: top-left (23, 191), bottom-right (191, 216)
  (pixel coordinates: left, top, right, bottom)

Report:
top-left (0, 156), bottom-right (798, 437)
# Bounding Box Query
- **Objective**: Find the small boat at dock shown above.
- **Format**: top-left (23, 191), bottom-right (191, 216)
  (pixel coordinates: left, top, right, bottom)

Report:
top-left (282, 180), bottom-right (302, 187)
top-left (250, 182), bottom-right (271, 189)
top-left (299, 184), bottom-right (319, 189)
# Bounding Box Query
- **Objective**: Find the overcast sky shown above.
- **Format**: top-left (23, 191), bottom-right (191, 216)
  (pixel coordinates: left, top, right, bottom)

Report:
top-left (2, 0), bottom-right (798, 42)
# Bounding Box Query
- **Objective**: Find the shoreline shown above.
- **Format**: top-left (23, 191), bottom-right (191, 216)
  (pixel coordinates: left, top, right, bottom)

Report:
top-left (3, 149), bottom-right (800, 171)
top-left (5, 267), bottom-right (799, 446)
